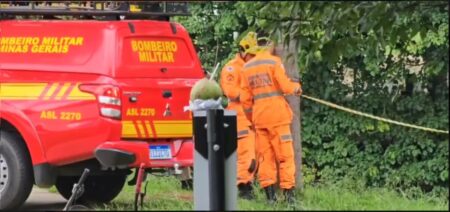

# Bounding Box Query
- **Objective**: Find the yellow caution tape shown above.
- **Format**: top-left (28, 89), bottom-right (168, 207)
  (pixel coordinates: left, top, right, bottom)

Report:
top-left (301, 94), bottom-right (449, 134)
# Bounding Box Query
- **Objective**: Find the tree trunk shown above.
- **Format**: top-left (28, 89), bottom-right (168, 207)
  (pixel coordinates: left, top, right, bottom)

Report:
top-left (275, 39), bottom-right (303, 190)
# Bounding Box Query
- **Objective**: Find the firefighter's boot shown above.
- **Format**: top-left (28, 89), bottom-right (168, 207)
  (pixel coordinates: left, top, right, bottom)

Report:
top-left (264, 185), bottom-right (277, 204)
top-left (238, 182), bottom-right (255, 200)
top-left (283, 188), bottom-right (296, 205)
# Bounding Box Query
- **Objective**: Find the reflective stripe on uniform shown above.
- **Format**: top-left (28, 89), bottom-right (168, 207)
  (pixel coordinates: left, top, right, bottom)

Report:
top-left (254, 91), bottom-right (283, 100)
top-left (244, 108), bottom-right (252, 113)
top-left (238, 129), bottom-right (249, 137)
top-left (243, 59), bottom-right (276, 69)
top-left (280, 134), bottom-right (293, 141)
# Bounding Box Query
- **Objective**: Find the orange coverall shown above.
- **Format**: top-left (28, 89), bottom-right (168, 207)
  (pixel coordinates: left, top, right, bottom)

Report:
top-left (220, 54), bottom-right (256, 185)
top-left (240, 50), bottom-right (301, 189)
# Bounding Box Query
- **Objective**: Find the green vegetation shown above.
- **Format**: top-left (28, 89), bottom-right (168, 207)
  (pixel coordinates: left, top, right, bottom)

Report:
top-left (175, 1), bottom-right (449, 197)
top-left (92, 175), bottom-right (447, 211)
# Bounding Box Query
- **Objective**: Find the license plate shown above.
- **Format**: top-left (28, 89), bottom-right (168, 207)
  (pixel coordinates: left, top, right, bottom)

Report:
top-left (149, 145), bottom-right (172, 160)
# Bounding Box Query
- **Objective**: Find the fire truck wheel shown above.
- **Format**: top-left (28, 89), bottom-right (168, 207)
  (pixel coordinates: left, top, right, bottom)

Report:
top-left (55, 174), bottom-right (127, 204)
top-left (0, 131), bottom-right (34, 210)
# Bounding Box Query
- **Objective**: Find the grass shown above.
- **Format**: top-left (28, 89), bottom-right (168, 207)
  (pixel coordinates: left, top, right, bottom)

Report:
top-left (85, 175), bottom-right (448, 211)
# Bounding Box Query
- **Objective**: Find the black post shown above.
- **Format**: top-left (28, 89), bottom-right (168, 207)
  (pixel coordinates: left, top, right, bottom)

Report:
top-left (206, 109), bottom-right (225, 211)
top-left (63, 168), bottom-right (90, 211)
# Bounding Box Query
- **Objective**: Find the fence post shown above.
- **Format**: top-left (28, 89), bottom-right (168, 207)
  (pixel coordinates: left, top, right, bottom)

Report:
top-left (193, 109), bottom-right (237, 211)
top-left (206, 109), bottom-right (225, 210)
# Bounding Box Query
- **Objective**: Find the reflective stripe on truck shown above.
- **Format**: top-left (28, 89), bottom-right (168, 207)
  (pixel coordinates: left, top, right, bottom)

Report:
top-left (122, 120), bottom-right (192, 138)
top-left (0, 82), bottom-right (95, 100)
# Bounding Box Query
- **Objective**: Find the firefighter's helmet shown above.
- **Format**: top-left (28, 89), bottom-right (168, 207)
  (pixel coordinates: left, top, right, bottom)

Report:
top-left (239, 31), bottom-right (259, 54)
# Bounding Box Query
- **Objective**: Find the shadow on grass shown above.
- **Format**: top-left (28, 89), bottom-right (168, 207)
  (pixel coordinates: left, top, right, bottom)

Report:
top-left (94, 197), bottom-right (194, 211)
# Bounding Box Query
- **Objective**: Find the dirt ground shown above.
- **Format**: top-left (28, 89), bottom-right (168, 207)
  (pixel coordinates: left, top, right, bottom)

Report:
top-left (19, 187), bottom-right (67, 211)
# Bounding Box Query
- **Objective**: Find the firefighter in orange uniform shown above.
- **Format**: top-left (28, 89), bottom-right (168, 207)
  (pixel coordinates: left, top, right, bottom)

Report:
top-left (220, 32), bottom-right (258, 200)
top-left (240, 33), bottom-right (302, 204)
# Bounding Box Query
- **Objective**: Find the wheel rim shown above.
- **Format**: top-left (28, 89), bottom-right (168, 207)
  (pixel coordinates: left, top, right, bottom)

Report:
top-left (0, 154), bottom-right (9, 193)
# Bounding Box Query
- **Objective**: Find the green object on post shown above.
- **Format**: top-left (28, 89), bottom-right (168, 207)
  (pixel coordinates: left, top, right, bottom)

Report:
top-left (190, 78), bottom-right (224, 101)
top-left (221, 96), bottom-right (228, 108)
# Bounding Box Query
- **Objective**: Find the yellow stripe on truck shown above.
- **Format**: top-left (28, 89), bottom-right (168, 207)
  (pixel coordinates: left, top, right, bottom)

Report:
top-left (153, 120), bottom-right (193, 137)
top-left (0, 83), bottom-right (95, 100)
top-left (66, 84), bottom-right (96, 100)
top-left (144, 120), bottom-right (154, 137)
top-left (121, 120), bottom-right (193, 138)
top-left (0, 83), bottom-right (47, 100)
top-left (55, 83), bottom-right (72, 100)
top-left (122, 121), bottom-right (138, 137)
top-left (43, 83), bottom-right (59, 100)
top-left (136, 120), bottom-right (146, 137)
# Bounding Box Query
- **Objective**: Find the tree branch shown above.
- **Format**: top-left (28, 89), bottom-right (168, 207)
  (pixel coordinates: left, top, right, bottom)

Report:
top-left (256, 15), bottom-right (311, 23)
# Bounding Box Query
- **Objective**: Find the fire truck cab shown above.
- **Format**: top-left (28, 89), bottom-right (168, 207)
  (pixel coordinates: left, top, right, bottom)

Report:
top-left (0, 2), bottom-right (202, 210)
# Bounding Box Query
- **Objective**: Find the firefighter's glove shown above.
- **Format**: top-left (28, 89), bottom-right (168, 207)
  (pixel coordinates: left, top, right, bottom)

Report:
top-left (294, 86), bottom-right (303, 96)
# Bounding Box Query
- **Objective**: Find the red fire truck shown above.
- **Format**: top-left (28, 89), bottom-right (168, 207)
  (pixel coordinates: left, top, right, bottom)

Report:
top-left (0, 2), bottom-right (203, 209)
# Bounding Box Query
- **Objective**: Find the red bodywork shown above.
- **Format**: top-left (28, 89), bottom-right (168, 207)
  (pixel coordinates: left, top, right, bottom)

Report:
top-left (0, 20), bottom-right (203, 170)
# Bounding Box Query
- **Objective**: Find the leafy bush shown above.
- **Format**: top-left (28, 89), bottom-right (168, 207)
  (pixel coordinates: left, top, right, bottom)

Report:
top-left (176, 1), bottom-right (449, 198)
top-left (301, 62), bottom-right (448, 198)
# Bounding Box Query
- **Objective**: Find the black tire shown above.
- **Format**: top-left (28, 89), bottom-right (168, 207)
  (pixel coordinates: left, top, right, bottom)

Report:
top-left (55, 174), bottom-right (126, 205)
top-left (0, 131), bottom-right (34, 210)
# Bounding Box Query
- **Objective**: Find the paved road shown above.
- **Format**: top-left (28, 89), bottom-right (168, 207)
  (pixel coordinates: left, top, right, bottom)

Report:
top-left (20, 187), bottom-right (67, 211)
